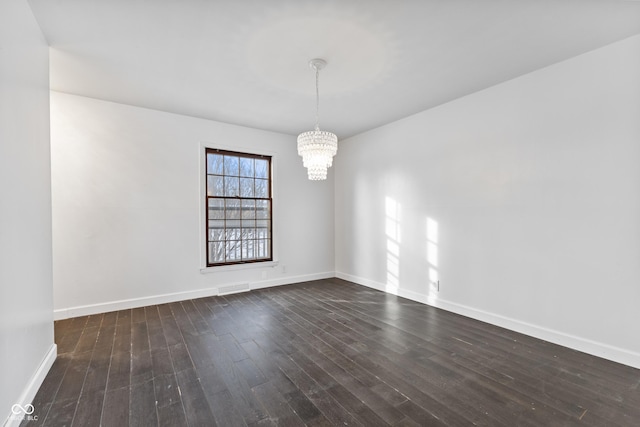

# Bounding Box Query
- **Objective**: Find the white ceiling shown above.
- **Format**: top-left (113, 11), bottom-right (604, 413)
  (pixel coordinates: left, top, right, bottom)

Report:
top-left (28, 0), bottom-right (640, 138)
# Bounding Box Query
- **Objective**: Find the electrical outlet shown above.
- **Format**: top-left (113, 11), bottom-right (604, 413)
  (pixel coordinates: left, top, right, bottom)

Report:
top-left (261, 271), bottom-right (267, 279)
top-left (281, 265), bottom-right (287, 274)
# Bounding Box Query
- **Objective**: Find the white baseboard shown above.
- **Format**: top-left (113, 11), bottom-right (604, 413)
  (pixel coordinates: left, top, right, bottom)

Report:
top-left (3, 344), bottom-right (57, 427)
top-left (250, 271), bottom-right (335, 291)
top-left (336, 271), bottom-right (640, 370)
top-left (54, 286), bottom-right (221, 320)
top-left (53, 271), bottom-right (336, 320)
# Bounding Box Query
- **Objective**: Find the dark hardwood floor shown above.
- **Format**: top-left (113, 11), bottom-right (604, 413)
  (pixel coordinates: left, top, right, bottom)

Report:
top-left (22, 279), bottom-right (640, 426)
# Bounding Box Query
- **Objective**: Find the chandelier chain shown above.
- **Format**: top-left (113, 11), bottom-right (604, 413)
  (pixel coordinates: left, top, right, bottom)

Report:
top-left (315, 66), bottom-right (320, 131)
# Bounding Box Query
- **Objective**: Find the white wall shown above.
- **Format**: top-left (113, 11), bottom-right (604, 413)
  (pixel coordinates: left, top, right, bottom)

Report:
top-left (0, 0), bottom-right (56, 425)
top-left (335, 35), bottom-right (640, 368)
top-left (51, 92), bottom-right (334, 318)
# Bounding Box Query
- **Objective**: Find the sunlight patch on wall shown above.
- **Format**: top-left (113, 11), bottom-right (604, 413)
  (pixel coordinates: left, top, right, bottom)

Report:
top-left (385, 197), bottom-right (401, 294)
top-left (426, 216), bottom-right (439, 305)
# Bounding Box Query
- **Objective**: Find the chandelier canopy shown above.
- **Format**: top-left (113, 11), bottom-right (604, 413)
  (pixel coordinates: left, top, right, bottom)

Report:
top-left (297, 59), bottom-right (338, 181)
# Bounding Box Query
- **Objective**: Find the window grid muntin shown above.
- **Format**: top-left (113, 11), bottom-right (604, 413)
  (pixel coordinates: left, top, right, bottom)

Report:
top-left (206, 149), bottom-right (272, 266)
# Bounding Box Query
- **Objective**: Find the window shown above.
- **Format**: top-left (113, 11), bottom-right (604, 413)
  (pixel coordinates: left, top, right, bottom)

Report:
top-left (205, 148), bottom-right (272, 266)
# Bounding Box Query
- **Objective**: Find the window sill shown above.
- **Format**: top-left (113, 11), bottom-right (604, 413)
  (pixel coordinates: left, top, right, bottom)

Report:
top-left (200, 260), bottom-right (279, 274)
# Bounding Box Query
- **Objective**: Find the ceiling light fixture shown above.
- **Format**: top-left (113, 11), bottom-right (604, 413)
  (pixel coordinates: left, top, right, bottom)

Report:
top-left (297, 58), bottom-right (338, 181)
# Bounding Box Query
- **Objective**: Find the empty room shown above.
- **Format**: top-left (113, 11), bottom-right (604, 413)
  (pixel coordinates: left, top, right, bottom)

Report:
top-left (2, 0), bottom-right (640, 426)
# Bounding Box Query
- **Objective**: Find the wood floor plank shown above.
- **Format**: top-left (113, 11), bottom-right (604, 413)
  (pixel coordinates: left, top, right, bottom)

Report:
top-left (41, 397), bottom-right (77, 427)
top-left (130, 379), bottom-right (157, 427)
top-left (93, 324), bottom-right (115, 353)
top-left (182, 332), bottom-right (219, 370)
top-left (218, 333), bottom-right (250, 362)
top-left (199, 338), bottom-right (270, 425)
top-left (241, 338), bottom-right (348, 426)
top-left (74, 326), bottom-right (100, 354)
top-left (101, 386), bottom-right (129, 427)
top-left (153, 373), bottom-right (181, 408)
top-left (82, 347), bottom-right (111, 393)
top-left (131, 307), bottom-right (146, 324)
top-left (106, 349), bottom-right (131, 391)
top-left (181, 299), bottom-right (214, 335)
top-left (175, 369), bottom-right (217, 426)
top-left (168, 343), bottom-right (194, 373)
top-left (286, 350), bottom-right (388, 427)
top-left (54, 351), bottom-right (92, 402)
top-left (144, 305), bottom-right (161, 322)
top-left (157, 401), bottom-right (188, 427)
top-left (396, 400), bottom-right (446, 426)
top-left (131, 320), bottom-right (150, 355)
top-left (169, 302), bottom-right (199, 337)
top-left (115, 309), bottom-right (132, 326)
top-left (160, 314), bottom-right (183, 347)
top-left (112, 322), bottom-right (132, 354)
top-left (204, 389), bottom-right (247, 427)
top-left (56, 326), bottom-right (85, 355)
top-left (262, 299), bottom-right (408, 425)
top-left (30, 354), bottom-right (71, 410)
top-left (131, 349), bottom-right (153, 386)
top-left (148, 323), bottom-right (168, 351)
top-left (37, 279), bottom-right (640, 427)
top-left (71, 390), bottom-right (103, 427)
top-left (282, 388), bottom-right (332, 426)
top-left (286, 286), bottom-right (555, 424)
top-left (251, 380), bottom-right (306, 427)
top-left (234, 357), bottom-right (268, 388)
top-left (281, 367), bottom-right (362, 427)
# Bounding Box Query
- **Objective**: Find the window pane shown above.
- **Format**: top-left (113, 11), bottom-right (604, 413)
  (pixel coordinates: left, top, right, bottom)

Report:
top-left (225, 222), bottom-right (241, 236)
top-left (209, 242), bottom-right (224, 264)
top-left (225, 176), bottom-right (239, 197)
top-left (208, 227), bottom-right (224, 242)
top-left (255, 179), bottom-right (268, 198)
top-left (241, 239), bottom-right (254, 259)
top-left (240, 178), bottom-right (254, 197)
top-left (242, 200), bottom-right (255, 219)
top-left (208, 219), bottom-right (225, 231)
top-left (207, 176), bottom-right (224, 196)
top-left (207, 153), bottom-right (224, 175)
top-left (226, 227), bottom-right (240, 240)
top-left (256, 200), bottom-right (269, 219)
top-left (255, 159), bottom-right (268, 178)
top-left (264, 239), bottom-right (271, 257)
top-left (224, 155), bottom-right (239, 176)
top-left (256, 239), bottom-right (270, 258)
top-left (239, 157), bottom-right (254, 177)
top-left (257, 220), bottom-right (270, 238)
top-left (208, 199), bottom-right (224, 219)
top-left (226, 241), bottom-right (241, 261)
top-left (226, 199), bottom-right (240, 219)
top-left (242, 228), bottom-right (256, 239)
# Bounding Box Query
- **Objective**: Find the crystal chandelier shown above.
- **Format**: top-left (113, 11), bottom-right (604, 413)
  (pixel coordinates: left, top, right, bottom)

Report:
top-left (297, 58), bottom-right (338, 180)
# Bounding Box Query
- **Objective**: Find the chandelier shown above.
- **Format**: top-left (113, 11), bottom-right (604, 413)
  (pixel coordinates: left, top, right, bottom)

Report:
top-left (297, 58), bottom-right (338, 180)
